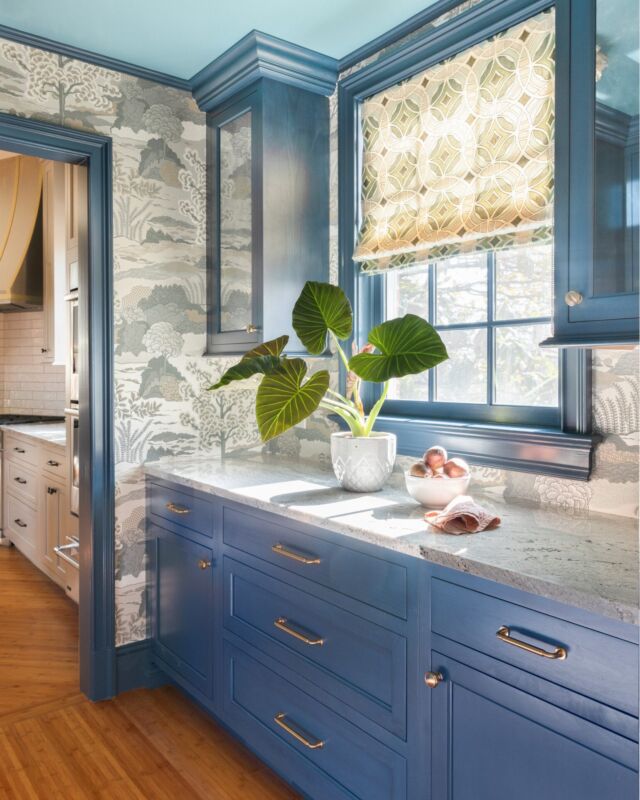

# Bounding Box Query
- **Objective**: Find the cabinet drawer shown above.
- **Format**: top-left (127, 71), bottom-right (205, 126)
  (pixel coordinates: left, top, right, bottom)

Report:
top-left (149, 483), bottom-right (214, 539)
top-left (432, 578), bottom-right (639, 717)
top-left (224, 558), bottom-right (406, 737)
top-left (40, 447), bottom-right (66, 481)
top-left (223, 642), bottom-right (407, 800)
top-left (5, 435), bottom-right (39, 468)
top-left (5, 496), bottom-right (38, 559)
top-left (5, 460), bottom-right (38, 507)
top-left (222, 505), bottom-right (407, 619)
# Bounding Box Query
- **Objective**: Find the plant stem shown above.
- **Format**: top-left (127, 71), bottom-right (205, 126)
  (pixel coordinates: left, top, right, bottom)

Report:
top-left (330, 332), bottom-right (351, 374)
top-left (364, 380), bottom-right (389, 437)
top-left (320, 401), bottom-right (367, 437)
top-left (320, 397), bottom-right (361, 423)
top-left (326, 387), bottom-right (357, 409)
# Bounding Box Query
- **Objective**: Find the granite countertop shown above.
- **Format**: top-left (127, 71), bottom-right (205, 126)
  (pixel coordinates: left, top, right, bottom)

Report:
top-left (1, 422), bottom-right (67, 448)
top-left (145, 453), bottom-right (639, 625)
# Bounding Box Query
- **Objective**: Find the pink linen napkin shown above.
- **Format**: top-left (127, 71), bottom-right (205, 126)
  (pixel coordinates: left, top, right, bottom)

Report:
top-left (425, 494), bottom-right (501, 534)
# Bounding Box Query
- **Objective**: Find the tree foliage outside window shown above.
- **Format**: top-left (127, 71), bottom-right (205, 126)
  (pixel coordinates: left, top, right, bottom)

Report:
top-left (384, 245), bottom-right (559, 413)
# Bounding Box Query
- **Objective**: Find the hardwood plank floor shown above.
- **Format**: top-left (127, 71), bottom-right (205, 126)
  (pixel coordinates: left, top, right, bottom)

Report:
top-left (0, 546), bottom-right (298, 799)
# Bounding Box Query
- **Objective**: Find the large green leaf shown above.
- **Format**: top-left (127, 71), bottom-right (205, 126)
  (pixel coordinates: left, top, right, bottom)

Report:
top-left (256, 358), bottom-right (330, 441)
top-left (208, 355), bottom-right (283, 390)
top-left (292, 281), bottom-right (353, 354)
top-left (348, 314), bottom-right (448, 382)
top-left (208, 337), bottom-right (288, 390)
top-left (243, 335), bottom-right (289, 359)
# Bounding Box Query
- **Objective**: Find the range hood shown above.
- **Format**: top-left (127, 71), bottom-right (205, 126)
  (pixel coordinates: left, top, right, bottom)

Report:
top-left (0, 154), bottom-right (44, 311)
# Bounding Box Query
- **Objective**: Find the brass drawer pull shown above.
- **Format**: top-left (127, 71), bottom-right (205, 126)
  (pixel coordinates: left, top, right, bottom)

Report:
top-left (166, 502), bottom-right (190, 515)
top-left (14, 477), bottom-right (27, 484)
top-left (14, 519), bottom-right (27, 528)
top-left (496, 626), bottom-right (567, 660)
top-left (198, 559), bottom-right (212, 570)
top-left (273, 713), bottom-right (324, 750)
top-left (13, 447), bottom-right (25, 454)
top-left (274, 617), bottom-right (324, 646)
top-left (272, 543), bottom-right (320, 565)
top-left (47, 460), bottom-right (60, 467)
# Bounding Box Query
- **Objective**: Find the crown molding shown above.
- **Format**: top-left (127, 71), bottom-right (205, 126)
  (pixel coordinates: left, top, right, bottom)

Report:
top-left (0, 24), bottom-right (192, 91)
top-left (191, 30), bottom-right (338, 111)
top-left (338, 0), bottom-right (464, 73)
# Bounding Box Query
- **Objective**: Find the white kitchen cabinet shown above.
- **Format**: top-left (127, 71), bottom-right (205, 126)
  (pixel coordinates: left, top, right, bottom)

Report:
top-left (41, 476), bottom-right (67, 584)
top-left (3, 430), bottom-right (76, 600)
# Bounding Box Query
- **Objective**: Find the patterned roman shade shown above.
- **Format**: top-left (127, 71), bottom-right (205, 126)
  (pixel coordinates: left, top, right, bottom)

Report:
top-left (354, 9), bottom-right (555, 274)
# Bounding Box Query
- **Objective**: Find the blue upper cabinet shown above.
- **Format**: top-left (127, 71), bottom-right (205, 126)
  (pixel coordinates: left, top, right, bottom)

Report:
top-left (545, 0), bottom-right (639, 347)
top-left (206, 78), bottom-right (330, 355)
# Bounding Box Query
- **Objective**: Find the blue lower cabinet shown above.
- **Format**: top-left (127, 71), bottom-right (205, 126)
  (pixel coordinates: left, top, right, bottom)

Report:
top-left (429, 651), bottom-right (639, 800)
top-left (151, 523), bottom-right (214, 698)
top-left (222, 640), bottom-right (407, 800)
top-left (147, 482), bottom-right (639, 800)
top-left (223, 556), bottom-right (407, 738)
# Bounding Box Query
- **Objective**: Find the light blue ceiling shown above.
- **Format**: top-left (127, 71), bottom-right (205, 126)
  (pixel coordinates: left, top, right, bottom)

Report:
top-left (0, 0), bottom-right (440, 79)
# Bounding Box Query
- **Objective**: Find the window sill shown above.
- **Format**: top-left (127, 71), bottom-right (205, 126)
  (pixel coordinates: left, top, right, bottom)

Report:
top-left (337, 415), bottom-right (600, 481)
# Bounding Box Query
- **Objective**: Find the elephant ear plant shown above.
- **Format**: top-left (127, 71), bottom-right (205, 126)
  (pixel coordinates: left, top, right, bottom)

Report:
top-left (208, 281), bottom-right (449, 442)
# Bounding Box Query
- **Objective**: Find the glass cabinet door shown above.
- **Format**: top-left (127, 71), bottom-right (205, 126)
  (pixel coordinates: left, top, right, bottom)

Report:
top-left (592, 0), bottom-right (638, 298)
top-left (219, 110), bottom-right (254, 333)
top-left (208, 92), bottom-right (261, 352)
top-left (559, 0), bottom-right (639, 343)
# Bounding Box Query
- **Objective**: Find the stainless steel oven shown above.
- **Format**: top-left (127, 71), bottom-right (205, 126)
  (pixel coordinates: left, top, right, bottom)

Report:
top-left (67, 411), bottom-right (79, 516)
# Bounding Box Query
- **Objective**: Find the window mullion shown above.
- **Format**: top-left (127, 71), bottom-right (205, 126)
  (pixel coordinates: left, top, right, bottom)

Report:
top-left (487, 251), bottom-right (496, 407)
top-left (428, 263), bottom-right (437, 403)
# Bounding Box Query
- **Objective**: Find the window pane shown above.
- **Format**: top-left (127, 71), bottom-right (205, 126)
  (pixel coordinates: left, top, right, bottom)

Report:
top-left (388, 371), bottom-right (430, 402)
top-left (385, 267), bottom-right (429, 319)
top-left (436, 255), bottom-right (487, 325)
top-left (495, 323), bottom-right (558, 406)
top-left (435, 328), bottom-right (487, 403)
top-left (495, 245), bottom-right (553, 320)
top-left (386, 267), bottom-right (430, 400)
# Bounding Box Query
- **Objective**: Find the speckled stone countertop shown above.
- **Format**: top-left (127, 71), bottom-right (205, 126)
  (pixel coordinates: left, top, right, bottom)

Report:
top-left (1, 422), bottom-right (66, 448)
top-left (145, 453), bottom-right (639, 625)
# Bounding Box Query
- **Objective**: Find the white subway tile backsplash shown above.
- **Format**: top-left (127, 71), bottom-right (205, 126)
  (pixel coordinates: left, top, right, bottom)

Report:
top-left (0, 312), bottom-right (65, 415)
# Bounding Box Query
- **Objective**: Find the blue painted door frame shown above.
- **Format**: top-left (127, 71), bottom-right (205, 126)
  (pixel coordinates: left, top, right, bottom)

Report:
top-left (0, 112), bottom-right (115, 701)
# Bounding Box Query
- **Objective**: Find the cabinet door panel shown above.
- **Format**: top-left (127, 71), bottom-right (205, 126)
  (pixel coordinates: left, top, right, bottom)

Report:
top-left (430, 652), bottom-right (638, 800)
top-left (153, 527), bottom-right (214, 697)
top-left (552, 0), bottom-right (639, 344)
top-left (207, 90), bottom-right (262, 352)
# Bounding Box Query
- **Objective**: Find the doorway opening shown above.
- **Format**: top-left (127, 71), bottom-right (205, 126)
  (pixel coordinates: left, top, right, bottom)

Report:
top-left (0, 112), bottom-right (115, 701)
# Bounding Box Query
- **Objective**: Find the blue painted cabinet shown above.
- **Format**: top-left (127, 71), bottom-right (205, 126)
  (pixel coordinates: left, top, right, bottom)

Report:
top-left (147, 480), bottom-right (639, 800)
top-left (150, 522), bottom-right (214, 699)
top-left (429, 652), bottom-right (638, 800)
top-left (546, 0), bottom-right (639, 347)
top-left (206, 78), bottom-right (329, 355)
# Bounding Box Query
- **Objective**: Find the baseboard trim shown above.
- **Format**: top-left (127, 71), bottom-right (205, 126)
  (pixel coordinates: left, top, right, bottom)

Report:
top-left (116, 640), bottom-right (167, 694)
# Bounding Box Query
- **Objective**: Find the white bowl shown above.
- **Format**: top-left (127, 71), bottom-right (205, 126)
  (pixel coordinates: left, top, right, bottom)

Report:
top-left (404, 471), bottom-right (470, 508)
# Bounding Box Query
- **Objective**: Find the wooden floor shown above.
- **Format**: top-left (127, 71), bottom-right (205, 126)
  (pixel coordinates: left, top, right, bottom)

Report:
top-left (0, 545), bottom-right (298, 799)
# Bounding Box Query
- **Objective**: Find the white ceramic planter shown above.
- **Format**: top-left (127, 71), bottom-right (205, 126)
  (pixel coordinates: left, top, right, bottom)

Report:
top-left (331, 431), bottom-right (397, 493)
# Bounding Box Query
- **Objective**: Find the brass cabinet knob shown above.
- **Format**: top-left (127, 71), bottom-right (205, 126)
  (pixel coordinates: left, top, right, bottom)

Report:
top-left (198, 559), bottom-right (212, 570)
top-left (424, 671), bottom-right (444, 688)
top-left (564, 290), bottom-right (584, 307)
top-left (245, 323), bottom-right (257, 333)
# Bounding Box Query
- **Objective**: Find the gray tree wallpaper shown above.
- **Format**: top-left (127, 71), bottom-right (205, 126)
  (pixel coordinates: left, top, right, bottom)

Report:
top-left (0, 37), bottom-right (636, 647)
